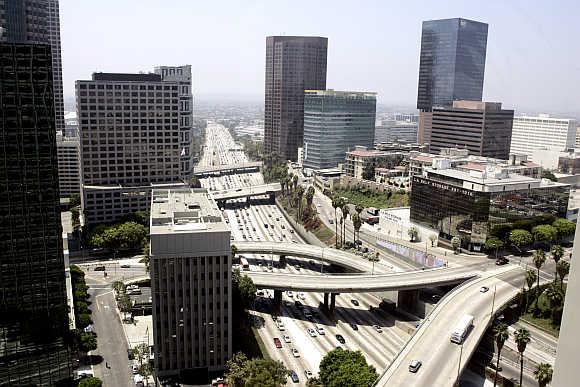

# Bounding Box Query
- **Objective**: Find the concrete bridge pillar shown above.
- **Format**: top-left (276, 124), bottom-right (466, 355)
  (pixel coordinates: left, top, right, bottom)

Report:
top-left (330, 293), bottom-right (338, 315)
top-left (323, 292), bottom-right (329, 308)
top-left (269, 193), bottom-right (275, 203)
top-left (279, 255), bottom-right (286, 267)
top-left (273, 289), bottom-right (282, 313)
top-left (397, 289), bottom-right (420, 314)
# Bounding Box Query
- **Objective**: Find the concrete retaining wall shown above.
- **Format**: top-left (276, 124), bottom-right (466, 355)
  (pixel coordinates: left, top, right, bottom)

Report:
top-left (275, 197), bottom-right (326, 248)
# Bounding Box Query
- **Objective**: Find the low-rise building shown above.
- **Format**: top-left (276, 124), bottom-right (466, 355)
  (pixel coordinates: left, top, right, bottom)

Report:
top-left (312, 168), bottom-right (342, 191)
top-left (344, 146), bottom-right (406, 180)
top-left (410, 166), bottom-right (569, 251)
top-left (374, 120), bottom-right (418, 144)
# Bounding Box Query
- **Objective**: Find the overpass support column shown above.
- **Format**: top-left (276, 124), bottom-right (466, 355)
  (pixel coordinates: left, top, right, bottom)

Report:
top-left (323, 293), bottom-right (329, 308)
top-left (397, 290), bottom-right (420, 314)
top-left (330, 293), bottom-right (338, 315)
top-left (279, 255), bottom-right (286, 268)
top-left (269, 193), bottom-right (275, 203)
top-left (273, 289), bottom-right (282, 313)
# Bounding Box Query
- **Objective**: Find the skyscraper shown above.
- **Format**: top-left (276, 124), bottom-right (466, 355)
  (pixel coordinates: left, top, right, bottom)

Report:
top-left (0, 43), bottom-right (71, 385)
top-left (264, 36), bottom-right (327, 161)
top-left (0, 0), bottom-right (65, 133)
top-left (77, 72), bottom-right (185, 225)
top-left (150, 189), bottom-right (232, 383)
top-left (154, 66), bottom-right (194, 179)
top-left (303, 90), bottom-right (376, 170)
top-left (416, 18), bottom-right (488, 144)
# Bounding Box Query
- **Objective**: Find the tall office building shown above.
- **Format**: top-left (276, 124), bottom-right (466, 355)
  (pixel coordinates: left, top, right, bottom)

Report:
top-left (150, 189), bottom-right (232, 382)
top-left (0, 43), bottom-right (71, 385)
top-left (264, 36), bottom-right (327, 161)
top-left (77, 72), bottom-right (185, 225)
top-left (0, 0), bottom-right (65, 133)
top-left (510, 114), bottom-right (577, 157)
top-left (429, 100), bottom-right (514, 159)
top-left (416, 18), bottom-right (488, 144)
top-left (155, 66), bottom-right (194, 179)
top-left (303, 90), bottom-right (376, 170)
top-left (57, 131), bottom-right (81, 197)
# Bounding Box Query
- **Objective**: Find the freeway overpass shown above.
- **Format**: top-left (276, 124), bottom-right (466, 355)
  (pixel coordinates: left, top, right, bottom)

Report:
top-left (212, 183), bottom-right (281, 202)
top-left (193, 161), bottom-right (262, 176)
top-left (375, 265), bottom-right (524, 387)
top-left (245, 266), bottom-right (478, 293)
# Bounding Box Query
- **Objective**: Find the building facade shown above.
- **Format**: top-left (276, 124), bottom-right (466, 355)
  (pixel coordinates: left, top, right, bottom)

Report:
top-left (0, 43), bottom-right (71, 385)
top-left (429, 100), bottom-right (514, 159)
top-left (150, 189), bottom-right (232, 382)
top-left (77, 72), bottom-right (184, 225)
top-left (0, 0), bottom-right (65, 133)
top-left (416, 18), bottom-right (488, 143)
top-left (56, 132), bottom-right (80, 197)
top-left (303, 90), bottom-right (376, 170)
top-left (510, 114), bottom-right (577, 158)
top-left (411, 166), bottom-right (569, 250)
top-left (375, 120), bottom-right (418, 144)
top-left (344, 146), bottom-right (406, 180)
top-left (264, 36), bottom-right (327, 161)
top-left (154, 66), bottom-right (194, 179)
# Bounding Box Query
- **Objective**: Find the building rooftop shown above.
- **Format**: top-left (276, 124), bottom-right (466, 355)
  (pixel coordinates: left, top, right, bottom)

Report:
top-left (91, 72), bottom-right (162, 82)
top-left (427, 167), bottom-right (567, 189)
top-left (150, 189), bottom-right (228, 234)
top-left (305, 89), bottom-right (377, 97)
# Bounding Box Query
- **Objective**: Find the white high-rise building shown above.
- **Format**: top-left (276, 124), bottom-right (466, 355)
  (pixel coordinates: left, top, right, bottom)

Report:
top-left (56, 132), bottom-right (80, 198)
top-left (510, 114), bottom-right (577, 158)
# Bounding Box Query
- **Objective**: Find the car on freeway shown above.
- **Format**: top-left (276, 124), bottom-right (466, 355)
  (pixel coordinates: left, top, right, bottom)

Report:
top-left (287, 291), bottom-right (294, 298)
top-left (349, 323), bottom-right (358, 331)
top-left (373, 325), bottom-right (383, 333)
top-left (409, 360), bottom-right (422, 373)
top-left (120, 264), bottom-right (131, 268)
top-left (94, 266), bottom-right (106, 271)
top-left (307, 328), bottom-right (317, 337)
top-left (291, 348), bottom-right (300, 357)
top-left (290, 371), bottom-right (299, 383)
top-left (315, 325), bottom-right (325, 335)
top-left (480, 286), bottom-right (490, 293)
top-left (297, 292), bottom-right (305, 300)
top-left (295, 265), bottom-right (301, 271)
top-left (431, 295), bottom-right (442, 302)
top-left (294, 300), bottom-right (303, 308)
top-left (351, 299), bottom-right (359, 306)
top-left (283, 335), bottom-right (291, 343)
top-left (273, 338), bottom-right (282, 348)
top-left (335, 334), bottom-right (346, 344)
top-left (304, 370), bottom-right (313, 379)
top-left (496, 257), bottom-right (509, 265)
top-left (488, 362), bottom-right (502, 372)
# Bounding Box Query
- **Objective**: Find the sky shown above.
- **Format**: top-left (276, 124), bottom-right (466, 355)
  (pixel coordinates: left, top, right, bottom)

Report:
top-left (60, 0), bottom-right (580, 115)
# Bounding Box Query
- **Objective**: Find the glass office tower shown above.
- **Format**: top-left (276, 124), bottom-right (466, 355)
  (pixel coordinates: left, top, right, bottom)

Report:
top-left (0, 43), bottom-right (72, 385)
top-left (303, 90), bottom-right (376, 170)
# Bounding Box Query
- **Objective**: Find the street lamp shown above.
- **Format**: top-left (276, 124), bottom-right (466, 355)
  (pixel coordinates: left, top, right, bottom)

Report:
top-left (320, 247), bottom-right (325, 274)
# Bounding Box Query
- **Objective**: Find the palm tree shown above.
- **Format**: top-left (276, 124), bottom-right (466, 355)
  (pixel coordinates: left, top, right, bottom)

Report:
top-left (231, 244), bottom-right (238, 259)
top-left (352, 213), bottom-right (362, 246)
top-left (369, 252), bottom-right (380, 275)
top-left (292, 174), bottom-right (298, 192)
top-left (341, 203), bottom-right (349, 247)
top-left (280, 178), bottom-right (286, 197)
top-left (331, 196), bottom-right (341, 248)
top-left (556, 260), bottom-right (570, 290)
top-left (532, 249), bottom-right (546, 308)
top-left (551, 245), bottom-right (564, 283)
top-left (305, 186), bottom-right (315, 210)
top-left (493, 322), bottom-right (509, 387)
top-left (355, 205), bottom-right (364, 217)
top-left (534, 363), bottom-right (553, 387)
top-left (525, 269), bottom-right (537, 310)
top-left (514, 328), bottom-right (531, 387)
top-left (545, 284), bottom-right (564, 323)
top-left (296, 185), bottom-right (305, 220)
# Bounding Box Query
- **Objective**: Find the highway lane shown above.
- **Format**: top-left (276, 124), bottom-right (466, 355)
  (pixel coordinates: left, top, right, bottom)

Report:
top-left (376, 265), bottom-right (524, 387)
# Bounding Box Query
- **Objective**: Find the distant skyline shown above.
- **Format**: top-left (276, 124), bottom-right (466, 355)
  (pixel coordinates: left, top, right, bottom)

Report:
top-left (60, 0), bottom-right (579, 115)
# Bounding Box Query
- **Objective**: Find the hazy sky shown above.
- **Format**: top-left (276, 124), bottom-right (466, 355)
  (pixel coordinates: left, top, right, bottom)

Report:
top-left (60, 0), bottom-right (579, 114)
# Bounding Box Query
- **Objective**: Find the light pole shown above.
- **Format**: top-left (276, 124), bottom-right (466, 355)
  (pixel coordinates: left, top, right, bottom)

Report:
top-left (490, 284), bottom-right (498, 316)
top-left (320, 247), bottom-right (325, 274)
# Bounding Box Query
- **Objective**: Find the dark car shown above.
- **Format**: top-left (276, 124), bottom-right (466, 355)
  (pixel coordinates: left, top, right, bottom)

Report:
top-left (351, 299), bottom-right (359, 306)
top-left (273, 338), bottom-right (282, 349)
top-left (294, 300), bottom-right (303, 308)
top-left (335, 334), bottom-right (346, 344)
top-left (94, 265), bottom-right (106, 271)
top-left (349, 323), bottom-right (359, 331)
top-left (495, 258), bottom-right (509, 266)
top-left (290, 371), bottom-right (299, 383)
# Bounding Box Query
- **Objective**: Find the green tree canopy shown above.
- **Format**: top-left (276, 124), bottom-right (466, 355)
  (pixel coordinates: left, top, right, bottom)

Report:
top-left (541, 170), bottom-right (558, 182)
top-left (362, 163), bottom-right (375, 181)
top-left (90, 221), bottom-right (148, 250)
top-left (79, 332), bottom-right (97, 353)
top-left (490, 224), bottom-right (513, 241)
top-left (485, 237), bottom-right (504, 253)
top-left (451, 236), bottom-right (461, 253)
top-left (244, 358), bottom-right (289, 387)
top-left (532, 225), bottom-right (558, 244)
top-left (509, 229), bottom-right (533, 249)
top-left (78, 377), bottom-right (102, 387)
top-left (534, 363), bottom-right (553, 387)
top-left (226, 352), bottom-right (249, 387)
top-left (552, 218), bottom-right (576, 238)
top-left (319, 348), bottom-right (378, 387)
top-left (407, 227), bottom-right (418, 242)
top-left (238, 275), bottom-right (257, 308)
top-left (69, 193), bottom-right (81, 208)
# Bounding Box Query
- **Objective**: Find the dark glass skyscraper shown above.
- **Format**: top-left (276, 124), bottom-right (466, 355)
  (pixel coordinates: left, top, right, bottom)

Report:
top-left (0, 43), bottom-right (71, 385)
top-left (264, 36), bottom-right (327, 161)
top-left (417, 18), bottom-right (488, 143)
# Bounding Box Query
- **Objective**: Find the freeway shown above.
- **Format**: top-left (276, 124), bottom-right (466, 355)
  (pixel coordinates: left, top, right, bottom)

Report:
top-left (375, 265), bottom-right (524, 387)
top-left (235, 241), bottom-right (386, 273)
top-left (193, 161), bottom-right (262, 176)
top-left (246, 265), bottom-right (478, 293)
top-left (211, 182), bottom-right (281, 201)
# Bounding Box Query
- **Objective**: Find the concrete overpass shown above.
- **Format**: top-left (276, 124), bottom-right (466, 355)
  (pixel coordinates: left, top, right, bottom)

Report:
top-left (212, 183), bottom-right (281, 202)
top-left (193, 161), bottom-right (262, 177)
top-left (245, 266), bottom-right (478, 293)
top-left (374, 265), bottom-right (524, 387)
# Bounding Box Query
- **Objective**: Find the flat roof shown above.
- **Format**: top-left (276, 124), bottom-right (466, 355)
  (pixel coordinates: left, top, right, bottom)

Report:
top-left (92, 72), bottom-right (162, 82)
top-left (150, 188), bottom-right (228, 234)
top-left (428, 168), bottom-right (568, 188)
top-left (305, 89), bottom-right (377, 96)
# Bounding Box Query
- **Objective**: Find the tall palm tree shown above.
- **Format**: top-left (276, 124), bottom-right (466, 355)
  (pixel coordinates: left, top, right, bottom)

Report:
top-left (355, 205), bottom-right (364, 217)
top-left (525, 269), bottom-right (537, 310)
top-left (545, 284), bottom-right (564, 323)
top-left (352, 213), bottom-right (362, 245)
top-left (556, 260), bottom-right (570, 290)
top-left (305, 186), bottom-right (315, 210)
top-left (341, 203), bottom-right (349, 247)
top-left (296, 185), bottom-right (305, 220)
top-left (331, 196), bottom-right (341, 248)
top-left (532, 249), bottom-right (546, 308)
top-left (534, 363), bottom-right (553, 387)
top-left (514, 328), bottom-right (531, 387)
top-left (231, 244), bottom-right (238, 259)
top-left (551, 244), bottom-right (564, 283)
top-left (493, 322), bottom-right (509, 387)
top-left (292, 174), bottom-right (298, 192)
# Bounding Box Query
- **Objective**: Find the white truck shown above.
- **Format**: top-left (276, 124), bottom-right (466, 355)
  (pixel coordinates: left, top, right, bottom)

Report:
top-left (450, 314), bottom-right (474, 344)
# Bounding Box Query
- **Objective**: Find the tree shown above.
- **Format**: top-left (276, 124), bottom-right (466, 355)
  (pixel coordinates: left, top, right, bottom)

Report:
top-left (341, 203), bottom-right (349, 247)
top-left (292, 174), bottom-right (298, 192)
top-left (491, 224), bottom-right (514, 241)
top-left (525, 269), bottom-right (538, 309)
top-left (551, 244), bottom-right (564, 282)
top-left (492, 322), bottom-right (509, 387)
top-left (305, 186), bottom-right (315, 210)
top-left (244, 358), bottom-right (289, 386)
top-left (368, 252), bottom-right (380, 275)
top-left (231, 244), bottom-right (238, 259)
top-left (407, 227), bottom-right (418, 242)
top-left (509, 229), bottom-right (533, 253)
top-left (332, 196), bottom-right (342, 248)
top-left (552, 218), bottom-right (575, 239)
top-left (557, 260), bottom-right (570, 290)
top-left (141, 242), bottom-right (150, 273)
top-left (544, 284), bottom-right (564, 323)
top-left (226, 352), bottom-right (249, 387)
top-left (76, 313), bottom-right (93, 329)
top-left (70, 193), bottom-right (81, 208)
top-left (296, 185), bottom-right (305, 219)
top-left (362, 163), bottom-right (375, 181)
top-left (532, 224), bottom-right (558, 246)
top-left (429, 234), bottom-right (437, 247)
top-left (238, 275), bottom-right (257, 308)
top-left (115, 221), bottom-right (148, 249)
top-left (79, 332), bottom-right (97, 353)
top-left (118, 293), bottom-right (133, 313)
top-left (451, 236), bottom-right (461, 253)
top-left (541, 170), bottom-right (558, 182)
top-left (190, 176), bottom-right (201, 188)
top-left (318, 348), bottom-right (378, 387)
top-left (355, 205), bottom-right (364, 216)
top-left (533, 249), bottom-right (547, 308)
top-left (534, 363), bottom-right (553, 387)
top-left (485, 237), bottom-right (504, 259)
top-left (78, 377), bottom-right (102, 387)
top-left (514, 328), bottom-right (531, 387)
top-left (133, 343), bottom-right (151, 386)
top-left (352, 213), bottom-right (362, 245)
